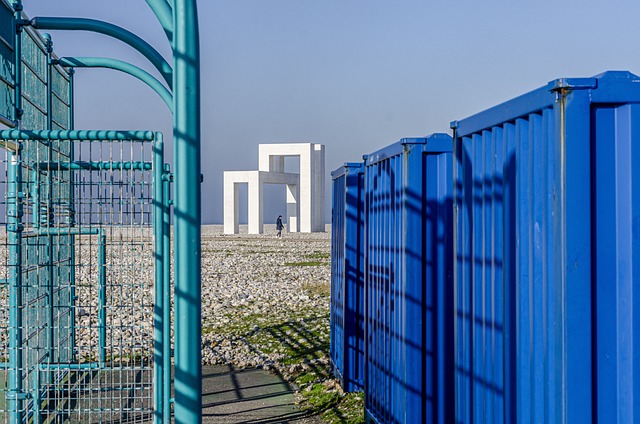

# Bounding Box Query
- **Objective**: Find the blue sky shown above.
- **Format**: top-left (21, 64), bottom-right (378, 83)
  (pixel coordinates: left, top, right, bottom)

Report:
top-left (23, 0), bottom-right (640, 223)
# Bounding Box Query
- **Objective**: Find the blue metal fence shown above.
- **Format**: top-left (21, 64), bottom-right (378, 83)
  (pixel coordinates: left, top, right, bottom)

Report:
top-left (330, 162), bottom-right (365, 393)
top-left (362, 134), bottom-right (453, 424)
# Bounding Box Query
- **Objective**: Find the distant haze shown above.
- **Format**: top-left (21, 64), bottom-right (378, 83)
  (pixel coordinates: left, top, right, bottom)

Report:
top-left (22, 0), bottom-right (640, 223)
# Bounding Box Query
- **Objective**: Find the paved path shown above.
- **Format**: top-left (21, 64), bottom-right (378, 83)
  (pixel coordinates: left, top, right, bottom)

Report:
top-left (201, 365), bottom-right (323, 424)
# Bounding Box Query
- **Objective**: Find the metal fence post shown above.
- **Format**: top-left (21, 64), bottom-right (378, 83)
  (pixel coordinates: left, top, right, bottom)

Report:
top-left (172, 1), bottom-right (202, 421)
top-left (98, 230), bottom-right (107, 364)
top-left (8, 3), bottom-right (25, 422)
top-left (153, 134), bottom-right (165, 423)
top-left (8, 148), bottom-right (25, 423)
top-left (163, 163), bottom-right (172, 422)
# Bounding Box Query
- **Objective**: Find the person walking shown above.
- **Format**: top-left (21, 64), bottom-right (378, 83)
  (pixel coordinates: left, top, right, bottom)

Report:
top-left (276, 215), bottom-right (284, 238)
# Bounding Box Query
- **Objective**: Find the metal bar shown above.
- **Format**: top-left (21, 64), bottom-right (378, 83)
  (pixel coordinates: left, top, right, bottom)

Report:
top-left (0, 129), bottom-right (156, 141)
top-left (163, 163), bottom-right (171, 422)
top-left (153, 135), bottom-right (164, 424)
top-left (31, 168), bottom-right (39, 227)
top-left (145, 0), bottom-right (173, 43)
top-left (37, 362), bottom-right (124, 370)
top-left (37, 363), bottom-right (154, 371)
top-left (30, 17), bottom-right (173, 88)
top-left (32, 366), bottom-right (41, 424)
top-left (44, 32), bottom-right (56, 380)
top-left (13, 2), bottom-right (22, 125)
top-left (69, 66), bottom-right (76, 360)
top-left (8, 149), bottom-right (25, 423)
top-left (23, 227), bottom-right (100, 237)
top-left (9, 2), bottom-right (24, 420)
top-left (173, 1), bottom-right (202, 421)
top-left (98, 230), bottom-right (107, 365)
top-left (56, 57), bottom-right (173, 112)
top-left (35, 161), bottom-right (153, 171)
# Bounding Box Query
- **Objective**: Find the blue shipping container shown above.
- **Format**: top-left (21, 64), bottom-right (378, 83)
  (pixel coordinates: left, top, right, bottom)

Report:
top-left (330, 162), bottom-right (365, 392)
top-left (364, 133), bottom-right (453, 424)
top-left (452, 70), bottom-right (640, 424)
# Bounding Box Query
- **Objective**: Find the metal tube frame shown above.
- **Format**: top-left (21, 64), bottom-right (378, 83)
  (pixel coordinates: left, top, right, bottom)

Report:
top-left (7, 1), bottom-right (203, 422)
top-left (153, 135), bottom-right (165, 422)
top-left (30, 17), bottom-right (173, 87)
top-left (173, 2), bottom-right (201, 421)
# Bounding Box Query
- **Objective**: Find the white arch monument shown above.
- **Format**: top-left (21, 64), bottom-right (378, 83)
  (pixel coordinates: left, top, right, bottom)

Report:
top-left (223, 143), bottom-right (325, 234)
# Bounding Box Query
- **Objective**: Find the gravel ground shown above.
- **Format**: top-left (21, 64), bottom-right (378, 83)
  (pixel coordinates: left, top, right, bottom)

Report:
top-left (0, 224), bottom-right (355, 422)
top-left (200, 225), bottom-right (331, 371)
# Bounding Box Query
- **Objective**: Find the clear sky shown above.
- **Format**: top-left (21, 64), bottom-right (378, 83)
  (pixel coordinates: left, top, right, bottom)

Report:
top-left (22, 0), bottom-right (640, 224)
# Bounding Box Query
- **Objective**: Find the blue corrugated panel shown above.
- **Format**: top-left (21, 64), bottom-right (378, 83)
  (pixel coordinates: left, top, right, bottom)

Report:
top-left (364, 133), bottom-right (453, 424)
top-left (452, 70), bottom-right (640, 423)
top-left (330, 162), bottom-right (365, 392)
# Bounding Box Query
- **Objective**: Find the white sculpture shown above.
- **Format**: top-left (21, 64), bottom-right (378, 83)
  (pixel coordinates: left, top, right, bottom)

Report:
top-left (223, 143), bottom-right (325, 234)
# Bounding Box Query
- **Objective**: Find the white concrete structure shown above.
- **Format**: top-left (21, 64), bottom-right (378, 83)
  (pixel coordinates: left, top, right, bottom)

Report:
top-left (223, 143), bottom-right (325, 234)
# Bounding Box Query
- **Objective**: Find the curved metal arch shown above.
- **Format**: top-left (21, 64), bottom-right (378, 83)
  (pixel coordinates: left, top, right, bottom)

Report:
top-left (31, 17), bottom-right (173, 88)
top-left (56, 57), bottom-right (173, 112)
top-left (146, 0), bottom-right (173, 42)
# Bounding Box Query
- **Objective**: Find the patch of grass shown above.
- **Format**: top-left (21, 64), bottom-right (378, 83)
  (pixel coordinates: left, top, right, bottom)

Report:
top-left (322, 392), bottom-right (365, 424)
top-left (284, 261), bottom-right (326, 267)
top-left (303, 281), bottom-right (330, 298)
top-left (301, 383), bottom-right (341, 413)
top-left (305, 252), bottom-right (331, 260)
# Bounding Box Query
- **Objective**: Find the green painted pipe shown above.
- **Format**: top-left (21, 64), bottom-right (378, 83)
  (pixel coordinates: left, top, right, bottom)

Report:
top-left (31, 17), bottom-right (173, 88)
top-left (35, 161), bottom-right (153, 171)
top-left (57, 57), bottom-right (173, 112)
top-left (146, 0), bottom-right (173, 42)
top-left (153, 136), bottom-right (165, 423)
top-left (0, 129), bottom-right (155, 141)
top-left (162, 163), bottom-right (172, 423)
top-left (44, 33), bottom-right (56, 378)
top-left (8, 150), bottom-right (25, 424)
top-left (173, 1), bottom-right (202, 422)
top-left (98, 231), bottom-right (107, 364)
top-left (9, 3), bottom-right (25, 422)
top-left (68, 67), bottom-right (77, 360)
top-left (24, 228), bottom-right (99, 237)
top-left (32, 367), bottom-right (41, 424)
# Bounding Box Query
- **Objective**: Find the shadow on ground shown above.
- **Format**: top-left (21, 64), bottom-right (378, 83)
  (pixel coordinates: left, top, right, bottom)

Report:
top-left (201, 365), bottom-right (321, 424)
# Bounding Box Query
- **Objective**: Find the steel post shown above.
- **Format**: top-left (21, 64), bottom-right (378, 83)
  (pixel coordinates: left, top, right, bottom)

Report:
top-left (163, 164), bottom-right (172, 422)
top-left (8, 149), bottom-right (24, 423)
top-left (69, 66), bottom-right (77, 359)
top-left (44, 32), bottom-right (56, 376)
top-left (153, 134), bottom-right (165, 424)
top-left (172, 0), bottom-right (202, 422)
top-left (8, 3), bottom-right (24, 422)
top-left (98, 231), bottom-right (107, 364)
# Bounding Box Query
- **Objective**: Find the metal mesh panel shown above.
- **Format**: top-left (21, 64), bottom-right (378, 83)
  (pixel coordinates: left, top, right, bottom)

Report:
top-left (0, 134), bottom-right (159, 423)
top-left (20, 30), bottom-right (47, 132)
top-left (0, 1), bottom-right (14, 125)
top-left (51, 66), bottom-right (70, 130)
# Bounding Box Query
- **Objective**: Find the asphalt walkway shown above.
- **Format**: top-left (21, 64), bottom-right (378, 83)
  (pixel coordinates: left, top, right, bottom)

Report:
top-left (201, 365), bottom-right (323, 424)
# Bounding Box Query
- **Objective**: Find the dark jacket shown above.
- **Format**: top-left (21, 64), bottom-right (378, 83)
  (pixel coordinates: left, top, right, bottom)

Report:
top-left (276, 217), bottom-right (284, 230)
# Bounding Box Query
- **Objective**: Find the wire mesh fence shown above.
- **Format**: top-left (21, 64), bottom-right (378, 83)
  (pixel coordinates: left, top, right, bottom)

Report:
top-left (0, 130), bottom-right (167, 423)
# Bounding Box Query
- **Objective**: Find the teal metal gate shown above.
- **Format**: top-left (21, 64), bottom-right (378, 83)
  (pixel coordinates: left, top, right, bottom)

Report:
top-left (1, 0), bottom-right (203, 421)
top-left (0, 130), bottom-right (171, 423)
